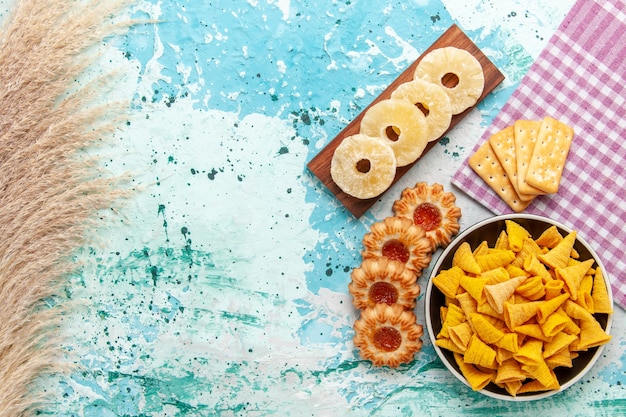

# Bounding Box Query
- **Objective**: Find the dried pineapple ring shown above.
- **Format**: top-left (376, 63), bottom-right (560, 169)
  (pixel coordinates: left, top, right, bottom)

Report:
top-left (391, 79), bottom-right (452, 142)
top-left (414, 47), bottom-right (484, 115)
top-left (330, 134), bottom-right (396, 199)
top-left (359, 98), bottom-right (429, 167)
top-left (353, 304), bottom-right (424, 368)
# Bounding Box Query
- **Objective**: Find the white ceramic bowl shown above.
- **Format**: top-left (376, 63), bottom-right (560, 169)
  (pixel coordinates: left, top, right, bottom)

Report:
top-left (425, 213), bottom-right (613, 401)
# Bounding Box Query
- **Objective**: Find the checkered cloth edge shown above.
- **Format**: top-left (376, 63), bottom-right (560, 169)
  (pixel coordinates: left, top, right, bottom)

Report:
top-left (452, 0), bottom-right (626, 309)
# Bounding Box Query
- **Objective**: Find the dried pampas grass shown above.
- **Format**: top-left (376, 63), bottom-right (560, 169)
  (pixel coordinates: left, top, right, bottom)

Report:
top-left (0, 0), bottom-right (136, 414)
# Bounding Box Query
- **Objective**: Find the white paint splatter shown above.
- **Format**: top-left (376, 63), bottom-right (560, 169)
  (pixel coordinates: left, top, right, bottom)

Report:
top-left (384, 25), bottom-right (420, 67)
top-left (268, 0), bottom-right (291, 20)
top-left (277, 60), bottom-right (287, 73)
top-left (442, 0), bottom-right (575, 59)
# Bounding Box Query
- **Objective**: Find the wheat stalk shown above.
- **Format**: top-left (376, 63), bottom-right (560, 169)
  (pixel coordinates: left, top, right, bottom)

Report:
top-left (0, 0), bottom-right (135, 414)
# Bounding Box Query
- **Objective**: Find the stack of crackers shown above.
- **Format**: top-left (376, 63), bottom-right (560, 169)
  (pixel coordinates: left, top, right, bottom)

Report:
top-left (469, 116), bottom-right (574, 212)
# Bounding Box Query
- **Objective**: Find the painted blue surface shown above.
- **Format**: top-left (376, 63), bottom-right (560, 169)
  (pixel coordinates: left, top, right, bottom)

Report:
top-left (31, 0), bottom-right (626, 415)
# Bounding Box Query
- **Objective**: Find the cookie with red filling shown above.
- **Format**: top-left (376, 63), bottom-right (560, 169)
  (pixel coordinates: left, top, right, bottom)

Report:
top-left (353, 304), bottom-right (424, 367)
top-left (393, 182), bottom-right (461, 251)
top-left (361, 216), bottom-right (432, 276)
top-left (348, 257), bottom-right (420, 311)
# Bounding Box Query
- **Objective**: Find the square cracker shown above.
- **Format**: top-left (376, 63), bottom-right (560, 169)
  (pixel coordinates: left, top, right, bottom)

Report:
top-left (469, 140), bottom-right (533, 213)
top-left (525, 117), bottom-right (574, 194)
top-left (514, 120), bottom-right (546, 195)
top-left (488, 125), bottom-right (536, 202)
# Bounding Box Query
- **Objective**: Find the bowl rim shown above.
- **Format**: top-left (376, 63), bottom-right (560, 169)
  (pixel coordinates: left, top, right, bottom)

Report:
top-left (424, 213), bottom-right (614, 401)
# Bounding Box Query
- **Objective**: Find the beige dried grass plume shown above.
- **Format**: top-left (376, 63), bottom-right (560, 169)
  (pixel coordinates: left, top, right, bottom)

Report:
top-left (0, 0), bottom-right (136, 414)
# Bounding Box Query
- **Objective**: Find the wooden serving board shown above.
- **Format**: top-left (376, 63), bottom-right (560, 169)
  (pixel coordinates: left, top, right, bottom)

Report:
top-left (307, 24), bottom-right (505, 218)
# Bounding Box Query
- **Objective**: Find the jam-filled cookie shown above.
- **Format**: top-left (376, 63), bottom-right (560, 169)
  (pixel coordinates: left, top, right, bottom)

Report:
top-left (353, 303), bottom-right (424, 368)
top-left (348, 257), bottom-right (420, 311)
top-left (392, 182), bottom-right (461, 251)
top-left (361, 216), bottom-right (432, 275)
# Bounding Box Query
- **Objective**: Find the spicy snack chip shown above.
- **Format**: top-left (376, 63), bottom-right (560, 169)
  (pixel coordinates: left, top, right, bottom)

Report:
top-left (432, 220), bottom-right (612, 396)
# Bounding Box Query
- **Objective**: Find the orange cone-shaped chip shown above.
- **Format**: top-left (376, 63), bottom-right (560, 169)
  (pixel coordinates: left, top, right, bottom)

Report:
top-left (495, 332), bottom-right (519, 353)
top-left (503, 300), bottom-right (542, 330)
top-left (484, 275), bottom-right (527, 314)
top-left (432, 266), bottom-right (464, 299)
top-left (494, 358), bottom-right (525, 385)
top-left (453, 242), bottom-right (481, 274)
top-left (460, 275), bottom-right (489, 304)
top-left (449, 321), bottom-right (473, 352)
top-left (476, 250), bottom-right (516, 272)
top-left (576, 317), bottom-right (612, 350)
top-left (524, 254), bottom-right (553, 283)
top-left (543, 332), bottom-right (577, 358)
top-left (514, 338), bottom-right (544, 366)
top-left (516, 275), bottom-right (546, 300)
top-left (537, 292), bottom-right (570, 323)
top-left (464, 334), bottom-right (498, 369)
top-left (470, 313), bottom-right (505, 344)
top-left (481, 267), bottom-right (510, 285)
top-left (556, 258), bottom-right (594, 300)
top-left (454, 352), bottom-right (495, 391)
top-left (540, 308), bottom-right (572, 338)
top-left (505, 219), bottom-right (531, 252)
top-left (544, 279), bottom-right (565, 300)
top-left (538, 231), bottom-right (577, 269)
top-left (591, 267), bottom-right (613, 314)
top-left (535, 225), bottom-right (563, 248)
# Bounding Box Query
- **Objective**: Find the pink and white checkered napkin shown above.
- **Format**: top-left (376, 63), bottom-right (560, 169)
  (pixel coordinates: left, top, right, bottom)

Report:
top-left (452, 0), bottom-right (626, 309)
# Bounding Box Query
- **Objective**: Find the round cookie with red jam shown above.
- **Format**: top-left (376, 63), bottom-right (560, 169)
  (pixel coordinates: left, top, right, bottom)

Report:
top-left (353, 303), bottom-right (424, 368)
top-left (361, 216), bottom-right (432, 276)
top-left (348, 257), bottom-right (420, 311)
top-left (392, 182), bottom-right (462, 252)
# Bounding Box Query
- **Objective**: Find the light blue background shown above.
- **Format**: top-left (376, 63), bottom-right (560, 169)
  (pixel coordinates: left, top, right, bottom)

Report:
top-left (21, 0), bottom-right (625, 415)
